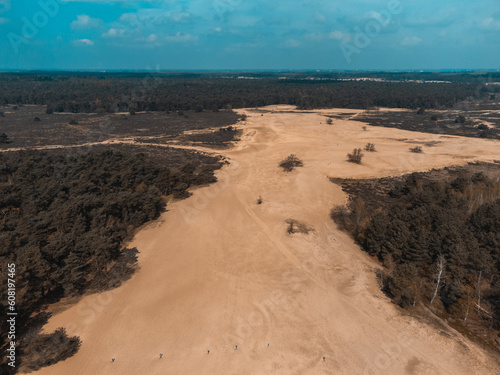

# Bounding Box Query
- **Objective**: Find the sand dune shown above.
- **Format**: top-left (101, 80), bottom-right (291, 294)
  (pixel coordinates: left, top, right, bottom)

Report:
top-left (35, 106), bottom-right (500, 375)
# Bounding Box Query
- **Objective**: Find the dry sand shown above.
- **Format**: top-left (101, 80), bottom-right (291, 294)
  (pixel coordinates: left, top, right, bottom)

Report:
top-left (35, 106), bottom-right (500, 374)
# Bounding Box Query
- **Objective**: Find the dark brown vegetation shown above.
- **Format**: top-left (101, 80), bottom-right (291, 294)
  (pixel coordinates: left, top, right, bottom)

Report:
top-left (409, 146), bottom-right (423, 153)
top-left (20, 328), bottom-right (81, 372)
top-left (0, 149), bottom-right (223, 372)
top-left (0, 105), bottom-right (239, 150)
top-left (330, 164), bottom-right (500, 349)
top-left (356, 98), bottom-right (500, 141)
top-left (279, 154), bottom-right (304, 172)
top-left (181, 126), bottom-right (241, 149)
top-left (347, 148), bottom-right (364, 164)
top-left (0, 72), bottom-right (497, 114)
top-left (0, 132), bottom-right (9, 144)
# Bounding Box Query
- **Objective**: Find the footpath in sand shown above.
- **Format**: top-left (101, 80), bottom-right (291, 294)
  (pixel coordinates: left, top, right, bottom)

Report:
top-left (36, 106), bottom-right (500, 374)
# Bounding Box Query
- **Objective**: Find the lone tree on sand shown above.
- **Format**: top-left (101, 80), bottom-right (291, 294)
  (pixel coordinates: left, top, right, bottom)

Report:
top-left (279, 154), bottom-right (303, 172)
top-left (347, 148), bottom-right (363, 164)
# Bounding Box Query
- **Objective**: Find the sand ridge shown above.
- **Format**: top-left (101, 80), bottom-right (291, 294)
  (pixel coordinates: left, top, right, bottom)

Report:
top-left (34, 106), bottom-right (500, 374)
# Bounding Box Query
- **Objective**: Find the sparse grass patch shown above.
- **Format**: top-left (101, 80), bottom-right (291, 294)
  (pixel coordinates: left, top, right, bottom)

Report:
top-left (326, 118), bottom-right (333, 125)
top-left (279, 154), bottom-right (303, 172)
top-left (257, 195), bottom-right (263, 205)
top-left (285, 219), bottom-right (313, 234)
top-left (409, 146), bottom-right (423, 153)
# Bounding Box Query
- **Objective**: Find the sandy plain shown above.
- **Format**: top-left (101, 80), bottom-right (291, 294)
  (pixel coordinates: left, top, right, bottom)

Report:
top-left (34, 106), bottom-right (500, 375)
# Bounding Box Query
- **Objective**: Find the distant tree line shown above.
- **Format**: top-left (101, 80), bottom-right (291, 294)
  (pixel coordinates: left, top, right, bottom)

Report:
top-left (0, 150), bottom-right (221, 372)
top-left (0, 73), bottom-right (494, 114)
top-left (332, 172), bottom-right (500, 343)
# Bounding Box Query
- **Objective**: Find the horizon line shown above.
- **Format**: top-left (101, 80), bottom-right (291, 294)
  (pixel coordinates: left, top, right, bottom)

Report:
top-left (1, 68), bottom-right (500, 74)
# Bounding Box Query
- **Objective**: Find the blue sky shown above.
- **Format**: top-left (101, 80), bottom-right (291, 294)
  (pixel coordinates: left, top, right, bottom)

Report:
top-left (0, 0), bottom-right (499, 70)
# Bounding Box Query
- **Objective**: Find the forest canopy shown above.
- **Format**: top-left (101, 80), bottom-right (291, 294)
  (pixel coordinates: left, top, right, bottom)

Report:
top-left (0, 72), bottom-right (497, 113)
top-left (332, 170), bottom-right (500, 346)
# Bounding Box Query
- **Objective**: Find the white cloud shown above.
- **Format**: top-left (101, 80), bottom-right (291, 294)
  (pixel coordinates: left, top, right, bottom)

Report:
top-left (169, 12), bottom-right (191, 23)
top-left (480, 17), bottom-right (500, 30)
top-left (306, 33), bottom-right (324, 42)
top-left (401, 36), bottom-right (422, 46)
top-left (165, 32), bottom-right (198, 42)
top-left (71, 14), bottom-right (101, 29)
top-left (285, 39), bottom-right (300, 48)
top-left (315, 12), bottom-right (326, 23)
top-left (329, 31), bottom-right (351, 43)
top-left (0, 17), bottom-right (8, 25)
top-left (0, 0), bottom-right (11, 13)
top-left (119, 13), bottom-right (138, 24)
top-left (214, 27), bottom-right (222, 32)
top-left (146, 34), bottom-right (157, 42)
top-left (72, 39), bottom-right (94, 46)
top-left (102, 28), bottom-right (126, 38)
